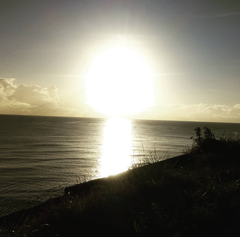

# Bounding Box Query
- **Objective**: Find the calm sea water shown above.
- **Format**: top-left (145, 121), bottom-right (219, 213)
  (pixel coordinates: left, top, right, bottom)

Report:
top-left (1, 115), bottom-right (240, 217)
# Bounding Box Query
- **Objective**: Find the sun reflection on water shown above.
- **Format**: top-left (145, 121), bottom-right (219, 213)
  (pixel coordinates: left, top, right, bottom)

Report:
top-left (99, 118), bottom-right (133, 177)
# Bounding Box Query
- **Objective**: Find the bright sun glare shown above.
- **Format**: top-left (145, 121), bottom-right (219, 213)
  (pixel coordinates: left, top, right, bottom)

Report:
top-left (86, 46), bottom-right (154, 116)
top-left (99, 117), bottom-right (132, 177)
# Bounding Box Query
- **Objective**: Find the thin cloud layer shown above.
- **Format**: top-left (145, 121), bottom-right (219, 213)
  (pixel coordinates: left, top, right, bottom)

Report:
top-left (0, 78), bottom-right (61, 115)
top-left (166, 103), bottom-right (240, 122)
top-left (1, 77), bottom-right (240, 122)
top-left (10, 84), bottom-right (59, 105)
top-left (188, 12), bottom-right (240, 19)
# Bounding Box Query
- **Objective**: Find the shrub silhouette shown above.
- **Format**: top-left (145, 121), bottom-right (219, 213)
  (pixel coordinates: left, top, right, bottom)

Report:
top-left (193, 126), bottom-right (240, 154)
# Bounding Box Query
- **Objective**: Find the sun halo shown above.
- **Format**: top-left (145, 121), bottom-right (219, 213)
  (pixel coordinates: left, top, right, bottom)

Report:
top-left (86, 47), bottom-right (154, 117)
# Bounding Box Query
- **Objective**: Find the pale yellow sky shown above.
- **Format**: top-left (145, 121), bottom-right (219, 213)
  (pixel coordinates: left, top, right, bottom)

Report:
top-left (1, 0), bottom-right (240, 123)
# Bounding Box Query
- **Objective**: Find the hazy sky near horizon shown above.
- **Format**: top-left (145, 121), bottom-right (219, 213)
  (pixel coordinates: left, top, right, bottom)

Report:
top-left (1, 0), bottom-right (240, 122)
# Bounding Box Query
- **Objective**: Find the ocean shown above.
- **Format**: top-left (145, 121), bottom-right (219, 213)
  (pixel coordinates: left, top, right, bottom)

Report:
top-left (0, 115), bottom-right (240, 217)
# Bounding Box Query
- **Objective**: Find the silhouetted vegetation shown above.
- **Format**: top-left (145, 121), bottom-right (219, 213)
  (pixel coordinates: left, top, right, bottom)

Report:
top-left (1, 127), bottom-right (240, 236)
top-left (190, 126), bottom-right (240, 156)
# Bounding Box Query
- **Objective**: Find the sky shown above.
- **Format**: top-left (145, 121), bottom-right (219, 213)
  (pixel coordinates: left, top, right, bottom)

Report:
top-left (1, 0), bottom-right (240, 122)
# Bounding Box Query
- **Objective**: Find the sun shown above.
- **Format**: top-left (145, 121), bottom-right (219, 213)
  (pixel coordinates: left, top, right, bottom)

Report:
top-left (86, 46), bottom-right (153, 116)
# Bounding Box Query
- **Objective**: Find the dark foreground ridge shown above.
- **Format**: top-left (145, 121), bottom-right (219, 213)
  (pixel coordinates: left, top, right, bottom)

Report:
top-left (1, 128), bottom-right (240, 236)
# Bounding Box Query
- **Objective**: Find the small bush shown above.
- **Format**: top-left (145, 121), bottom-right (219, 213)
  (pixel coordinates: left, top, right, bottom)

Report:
top-left (191, 126), bottom-right (240, 155)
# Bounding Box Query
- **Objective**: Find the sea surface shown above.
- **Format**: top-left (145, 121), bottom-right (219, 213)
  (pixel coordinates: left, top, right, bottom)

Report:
top-left (1, 115), bottom-right (240, 217)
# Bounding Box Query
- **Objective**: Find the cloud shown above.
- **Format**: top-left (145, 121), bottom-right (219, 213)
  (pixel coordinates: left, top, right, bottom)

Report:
top-left (0, 78), bottom-right (16, 99)
top-left (1, 77), bottom-right (240, 122)
top-left (233, 104), bottom-right (240, 109)
top-left (165, 103), bottom-right (240, 122)
top-left (187, 12), bottom-right (240, 19)
top-left (10, 84), bottom-right (59, 105)
top-left (0, 77), bottom-right (101, 118)
top-left (0, 77), bottom-right (61, 116)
